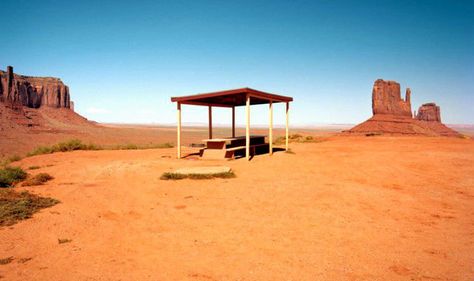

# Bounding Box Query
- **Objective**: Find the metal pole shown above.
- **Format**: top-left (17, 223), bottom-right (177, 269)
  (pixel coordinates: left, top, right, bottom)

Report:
top-left (285, 102), bottom-right (289, 151)
top-left (232, 106), bottom-right (235, 138)
top-left (246, 95), bottom-right (250, 161)
top-left (177, 102), bottom-right (182, 159)
top-left (208, 106), bottom-right (213, 139)
top-left (269, 101), bottom-right (273, 155)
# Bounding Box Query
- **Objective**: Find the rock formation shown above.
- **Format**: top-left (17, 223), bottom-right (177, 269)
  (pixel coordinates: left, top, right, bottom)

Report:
top-left (372, 79), bottom-right (412, 117)
top-left (347, 79), bottom-right (460, 137)
top-left (0, 66), bottom-right (71, 109)
top-left (416, 103), bottom-right (441, 122)
top-left (0, 66), bottom-right (91, 130)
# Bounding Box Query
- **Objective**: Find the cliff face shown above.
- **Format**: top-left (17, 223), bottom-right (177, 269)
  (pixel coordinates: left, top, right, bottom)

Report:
top-left (0, 66), bottom-right (71, 109)
top-left (416, 103), bottom-right (441, 122)
top-left (372, 79), bottom-right (412, 117)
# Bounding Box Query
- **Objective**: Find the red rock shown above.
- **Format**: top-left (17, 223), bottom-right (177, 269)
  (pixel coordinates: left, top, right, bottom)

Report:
top-left (347, 79), bottom-right (460, 137)
top-left (0, 66), bottom-right (91, 129)
top-left (0, 66), bottom-right (71, 109)
top-left (416, 103), bottom-right (441, 122)
top-left (372, 79), bottom-right (412, 117)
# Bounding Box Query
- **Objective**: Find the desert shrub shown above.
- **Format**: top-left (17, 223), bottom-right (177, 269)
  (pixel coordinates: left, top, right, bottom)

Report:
top-left (365, 132), bottom-right (382, 137)
top-left (0, 167), bottom-right (27, 188)
top-left (58, 238), bottom-right (72, 244)
top-left (273, 134), bottom-right (325, 145)
top-left (27, 139), bottom-right (102, 157)
top-left (189, 171), bottom-right (236, 179)
top-left (0, 189), bottom-right (59, 226)
top-left (160, 172), bottom-right (187, 180)
top-left (53, 139), bottom-right (89, 152)
top-left (22, 173), bottom-right (54, 186)
top-left (0, 256), bottom-right (14, 265)
top-left (113, 143), bottom-right (174, 150)
top-left (161, 171), bottom-right (235, 180)
top-left (0, 155), bottom-right (23, 167)
top-left (8, 155), bottom-right (22, 163)
top-left (119, 144), bottom-right (139, 150)
top-left (27, 139), bottom-right (172, 157)
top-left (289, 134), bottom-right (303, 140)
top-left (28, 166), bottom-right (41, 170)
top-left (154, 142), bottom-right (174, 148)
top-left (27, 146), bottom-right (53, 156)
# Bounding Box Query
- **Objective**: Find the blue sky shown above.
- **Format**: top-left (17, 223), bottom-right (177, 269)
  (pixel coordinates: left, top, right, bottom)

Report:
top-left (2, 0), bottom-right (473, 125)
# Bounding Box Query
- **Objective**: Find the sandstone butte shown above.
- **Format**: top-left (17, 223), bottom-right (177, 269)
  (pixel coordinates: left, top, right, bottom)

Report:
top-left (0, 66), bottom-right (90, 129)
top-left (347, 79), bottom-right (460, 137)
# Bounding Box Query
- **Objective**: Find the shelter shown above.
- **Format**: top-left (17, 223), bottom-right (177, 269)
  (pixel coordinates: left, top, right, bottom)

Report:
top-left (170, 88), bottom-right (293, 161)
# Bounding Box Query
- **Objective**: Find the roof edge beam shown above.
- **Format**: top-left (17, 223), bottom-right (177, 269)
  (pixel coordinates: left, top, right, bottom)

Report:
top-left (179, 101), bottom-right (234, 108)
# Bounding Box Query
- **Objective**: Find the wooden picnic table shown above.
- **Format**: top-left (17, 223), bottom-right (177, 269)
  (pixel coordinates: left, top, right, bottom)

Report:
top-left (201, 135), bottom-right (268, 159)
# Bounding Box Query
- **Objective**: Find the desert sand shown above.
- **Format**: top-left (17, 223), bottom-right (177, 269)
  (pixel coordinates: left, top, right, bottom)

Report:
top-left (1, 135), bottom-right (473, 280)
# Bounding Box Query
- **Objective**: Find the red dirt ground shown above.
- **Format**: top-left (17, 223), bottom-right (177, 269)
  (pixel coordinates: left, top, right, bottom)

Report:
top-left (1, 136), bottom-right (473, 280)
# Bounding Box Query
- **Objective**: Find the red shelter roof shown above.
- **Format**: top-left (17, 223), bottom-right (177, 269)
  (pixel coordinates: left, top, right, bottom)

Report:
top-left (171, 87), bottom-right (293, 107)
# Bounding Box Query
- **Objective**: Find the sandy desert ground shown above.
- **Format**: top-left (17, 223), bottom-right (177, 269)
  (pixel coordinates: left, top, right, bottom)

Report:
top-left (1, 135), bottom-right (473, 281)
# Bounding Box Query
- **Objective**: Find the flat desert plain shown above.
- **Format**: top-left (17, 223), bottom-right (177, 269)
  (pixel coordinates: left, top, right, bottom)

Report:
top-left (1, 136), bottom-right (473, 280)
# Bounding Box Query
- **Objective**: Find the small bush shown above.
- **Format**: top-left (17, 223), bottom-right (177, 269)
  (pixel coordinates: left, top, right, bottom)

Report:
top-left (0, 155), bottom-right (23, 167)
top-left (52, 139), bottom-right (102, 153)
top-left (27, 146), bottom-right (53, 157)
top-left (22, 173), bottom-right (54, 186)
top-left (120, 144), bottom-right (139, 150)
top-left (160, 172), bottom-right (187, 180)
top-left (8, 155), bottom-right (22, 163)
top-left (273, 134), bottom-right (325, 145)
top-left (365, 132), bottom-right (382, 137)
top-left (161, 171), bottom-right (235, 180)
top-left (0, 167), bottom-right (27, 188)
top-left (187, 174), bottom-right (214, 179)
top-left (27, 139), bottom-right (172, 157)
top-left (27, 139), bottom-right (102, 157)
top-left (0, 189), bottom-right (59, 226)
top-left (112, 143), bottom-right (174, 150)
top-left (188, 172), bottom-right (236, 179)
top-left (0, 256), bottom-right (14, 265)
top-left (154, 142), bottom-right (174, 149)
top-left (58, 238), bottom-right (72, 244)
top-left (52, 139), bottom-right (90, 152)
top-left (28, 166), bottom-right (41, 170)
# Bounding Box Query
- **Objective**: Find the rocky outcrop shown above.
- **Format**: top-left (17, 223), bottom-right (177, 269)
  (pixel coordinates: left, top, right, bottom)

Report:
top-left (416, 103), bottom-right (441, 122)
top-left (0, 66), bottom-right (71, 109)
top-left (347, 79), bottom-right (460, 137)
top-left (372, 79), bottom-right (412, 117)
top-left (0, 66), bottom-right (90, 129)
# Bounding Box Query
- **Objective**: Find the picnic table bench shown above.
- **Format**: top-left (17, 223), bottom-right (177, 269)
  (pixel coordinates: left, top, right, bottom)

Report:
top-left (201, 135), bottom-right (269, 159)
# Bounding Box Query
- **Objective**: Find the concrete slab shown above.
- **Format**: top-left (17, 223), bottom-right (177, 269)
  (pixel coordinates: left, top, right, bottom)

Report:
top-left (174, 166), bottom-right (231, 175)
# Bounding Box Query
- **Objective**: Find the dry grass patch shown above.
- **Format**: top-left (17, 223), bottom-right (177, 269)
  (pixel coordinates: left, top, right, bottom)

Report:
top-left (0, 189), bottom-right (59, 226)
top-left (27, 139), bottom-right (101, 157)
top-left (160, 171), bottom-right (236, 180)
top-left (0, 166), bottom-right (27, 188)
top-left (0, 256), bottom-right (13, 265)
top-left (58, 238), bottom-right (72, 244)
top-left (26, 139), bottom-right (174, 157)
top-left (110, 142), bottom-right (174, 150)
top-left (22, 173), bottom-right (54, 186)
top-left (273, 134), bottom-right (327, 145)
